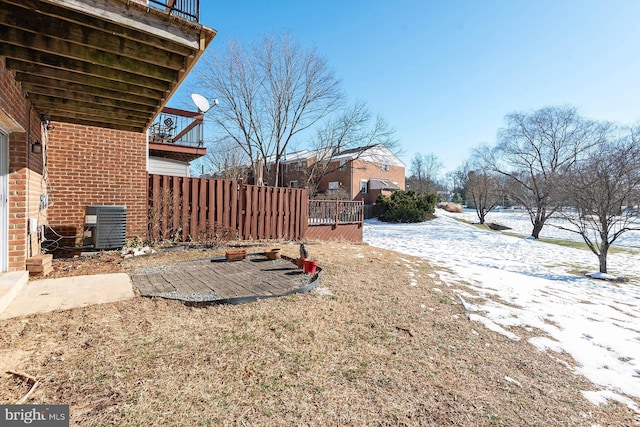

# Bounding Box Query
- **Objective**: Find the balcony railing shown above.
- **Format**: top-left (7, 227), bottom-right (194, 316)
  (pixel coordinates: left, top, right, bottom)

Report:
top-left (147, 0), bottom-right (200, 22)
top-left (308, 200), bottom-right (364, 225)
top-left (149, 107), bottom-right (205, 148)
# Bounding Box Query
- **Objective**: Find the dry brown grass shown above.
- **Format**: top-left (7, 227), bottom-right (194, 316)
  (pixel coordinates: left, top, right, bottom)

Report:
top-left (1, 242), bottom-right (638, 426)
top-left (437, 202), bottom-right (463, 213)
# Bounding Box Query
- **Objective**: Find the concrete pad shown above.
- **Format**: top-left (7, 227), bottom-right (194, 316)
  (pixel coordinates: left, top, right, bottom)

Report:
top-left (0, 273), bottom-right (134, 319)
top-left (0, 271), bottom-right (29, 314)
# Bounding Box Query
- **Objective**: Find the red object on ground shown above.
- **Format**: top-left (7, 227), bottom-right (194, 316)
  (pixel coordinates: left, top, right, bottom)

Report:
top-left (303, 260), bottom-right (318, 274)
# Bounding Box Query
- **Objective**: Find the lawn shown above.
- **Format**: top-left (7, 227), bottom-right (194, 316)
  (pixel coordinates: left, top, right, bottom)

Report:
top-left (0, 242), bottom-right (636, 425)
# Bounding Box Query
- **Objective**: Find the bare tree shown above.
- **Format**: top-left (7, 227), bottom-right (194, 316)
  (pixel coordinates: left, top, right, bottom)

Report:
top-left (407, 153), bottom-right (443, 194)
top-left (301, 102), bottom-right (397, 196)
top-left (557, 127), bottom-right (640, 274)
top-left (200, 137), bottom-right (250, 180)
top-left (198, 33), bottom-right (343, 186)
top-left (465, 145), bottom-right (505, 224)
top-left (493, 106), bottom-right (609, 238)
top-left (447, 163), bottom-right (471, 203)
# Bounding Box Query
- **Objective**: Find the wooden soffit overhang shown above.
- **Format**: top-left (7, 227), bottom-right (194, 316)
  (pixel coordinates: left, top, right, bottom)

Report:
top-left (148, 142), bottom-right (205, 163)
top-left (0, 0), bottom-right (216, 132)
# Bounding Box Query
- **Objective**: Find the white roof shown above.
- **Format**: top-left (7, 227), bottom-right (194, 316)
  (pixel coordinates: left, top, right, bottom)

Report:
top-left (369, 178), bottom-right (401, 190)
top-left (332, 144), bottom-right (404, 167)
top-left (278, 144), bottom-right (403, 167)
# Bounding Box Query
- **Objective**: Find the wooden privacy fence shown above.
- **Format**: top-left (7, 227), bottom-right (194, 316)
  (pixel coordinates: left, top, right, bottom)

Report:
top-left (148, 174), bottom-right (307, 242)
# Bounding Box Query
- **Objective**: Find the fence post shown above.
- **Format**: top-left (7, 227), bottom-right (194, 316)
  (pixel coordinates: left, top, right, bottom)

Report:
top-left (181, 177), bottom-right (189, 241)
top-left (231, 180), bottom-right (239, 233)
top-left (300, 188), bottom-right (308, 240)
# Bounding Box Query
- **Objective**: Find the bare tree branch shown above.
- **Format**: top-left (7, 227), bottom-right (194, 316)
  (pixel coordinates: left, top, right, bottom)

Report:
top-left (465, 144), bottom-right (505, 224)
top-left (197, 33), bottom-right (343, 186)
top-left (408, 153), bottom-right (442, 194)
top-left (558, 126), bottom-right (640, 273)
top-left (200, 136), bottom-right (250, 180)
top-left (492, 105), bottom-right (609, 238)
top-left (299, 102), bottom-right (398, 196)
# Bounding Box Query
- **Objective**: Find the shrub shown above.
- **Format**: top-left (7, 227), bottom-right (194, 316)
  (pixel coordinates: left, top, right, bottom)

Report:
top-left (451, 192), bottom-right (464, 204)
top-left (376, 191), bottom-right (436, 223)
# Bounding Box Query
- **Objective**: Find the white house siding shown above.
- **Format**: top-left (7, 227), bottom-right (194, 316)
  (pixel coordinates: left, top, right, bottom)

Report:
top-left (148, 157), bottom-right (190, 177)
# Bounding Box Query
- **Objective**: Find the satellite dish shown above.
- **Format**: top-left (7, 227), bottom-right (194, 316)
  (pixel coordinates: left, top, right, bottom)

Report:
top-left (191, 93), bottom-right (211, 113)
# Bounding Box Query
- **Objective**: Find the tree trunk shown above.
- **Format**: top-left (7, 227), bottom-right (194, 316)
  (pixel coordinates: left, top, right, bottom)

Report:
top-left (478, 211), bottom-right (485, 224)
top-left (531, 220), bottom-right (544, 239)
top-left (273, 158), bottom-right (280, 187)
top-left (599, 243), bottom-right (609, 274)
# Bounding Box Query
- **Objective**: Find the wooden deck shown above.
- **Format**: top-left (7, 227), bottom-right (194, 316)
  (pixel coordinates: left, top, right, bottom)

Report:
top-left (130, 254), bottom-right (321, 304)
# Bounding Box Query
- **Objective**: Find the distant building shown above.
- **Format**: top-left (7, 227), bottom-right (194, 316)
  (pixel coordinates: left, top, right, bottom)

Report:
top-left (275, 144), bottom-right (405, 204)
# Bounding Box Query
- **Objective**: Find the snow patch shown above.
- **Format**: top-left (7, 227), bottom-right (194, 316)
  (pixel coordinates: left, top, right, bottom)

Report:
top-left (586, 271), bottom-right (618, 281)
top-left (467, 313), bottom-right (520, 341)
top-left (457, 295), bottom-right (477, 311)
top-left (364, 213), bottom-right (640, 406)
top-left (582, 389), bottom-right (640, 414)
top-left (314, 287), bottom-right (334, 297)
top-left (529, 336), bottom-right (563, 353)
top-left (504, 376), bottom-right (522, 387)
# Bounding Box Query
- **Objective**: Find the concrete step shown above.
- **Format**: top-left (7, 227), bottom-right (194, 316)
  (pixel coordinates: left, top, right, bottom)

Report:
top-left (0, 273), bottom-right (134, 319)
top-left (0, 271), bottom-right (30, 315)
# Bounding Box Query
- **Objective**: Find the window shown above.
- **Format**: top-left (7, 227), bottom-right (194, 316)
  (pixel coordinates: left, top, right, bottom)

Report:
top-left (289, 180), bottom-right (298, 188)
top-left (328, 181), bottom-right (339, 190)
top-left (339, 160), bottom-right (347, 171)
top-left (360, 180), bottom-right (368, 194)
top-left (381, 163), bottom-right (389, 172)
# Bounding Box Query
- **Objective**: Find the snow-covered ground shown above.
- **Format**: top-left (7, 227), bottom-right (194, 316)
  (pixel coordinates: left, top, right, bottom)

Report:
top-left (458, 208), bottom-right (640, 249)
top-left (363, 210), bottom-right (640, 413)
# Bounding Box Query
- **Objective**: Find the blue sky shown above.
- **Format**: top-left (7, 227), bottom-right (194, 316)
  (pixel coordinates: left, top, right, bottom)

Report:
top-left (174, 1), bottom-right (640, 176)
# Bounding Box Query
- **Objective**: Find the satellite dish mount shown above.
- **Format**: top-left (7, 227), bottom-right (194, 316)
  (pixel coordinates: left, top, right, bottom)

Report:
top-left (191, 93), bottom-right (218, 113)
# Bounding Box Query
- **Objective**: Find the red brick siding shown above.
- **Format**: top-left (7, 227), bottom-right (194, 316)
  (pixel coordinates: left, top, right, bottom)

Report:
top-left (46, 122), bottom-right (147, 243)
top-left (317, 159), bottom-right (405, 204)
top-left (0, 58), bottom-right (27, 127)
top-left (1, 57), bottom-right (47, 271)
top-left (349, 160), bottom-right (405, 204)
top-left (281, 158), bottom-right (315, 188)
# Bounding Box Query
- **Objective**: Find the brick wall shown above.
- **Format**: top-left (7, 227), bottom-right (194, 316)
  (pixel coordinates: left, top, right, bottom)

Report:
top-left (318, 159), bottom-right (406, 204)
top-left (349, 160), bottom-right (405, 204)
top-left (2, 56), bottom-right (148, 270)
top-left (46, 122), bottom-right (148, 244)
top-left (316, 160), bottom-right (351, 196)
top-left (1, 56), bottom-right (47, 271)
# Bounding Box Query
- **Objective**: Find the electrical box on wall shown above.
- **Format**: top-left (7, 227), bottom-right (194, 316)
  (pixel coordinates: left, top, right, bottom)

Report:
top-left (39, 194), bottom-right (48, 209)
top-left (28, 218), bottom-right (37, 235)
top-left (84, 205), bottom-right (127, 250)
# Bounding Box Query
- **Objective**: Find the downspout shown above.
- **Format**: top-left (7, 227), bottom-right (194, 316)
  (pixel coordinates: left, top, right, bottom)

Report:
top-left (350, 158), bottom-right (353, 200)
top-left (146, 129), bottom-right (149, 173)
top-left (26, 103), bottom-right (31, 258)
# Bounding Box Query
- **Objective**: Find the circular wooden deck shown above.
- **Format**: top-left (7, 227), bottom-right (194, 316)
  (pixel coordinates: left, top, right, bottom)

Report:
top-left (130, 254), bottom-right (321, 305)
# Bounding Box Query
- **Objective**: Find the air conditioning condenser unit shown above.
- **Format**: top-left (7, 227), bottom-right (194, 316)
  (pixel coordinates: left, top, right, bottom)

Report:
top-left (84, 205), bottom-right (127, 250)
